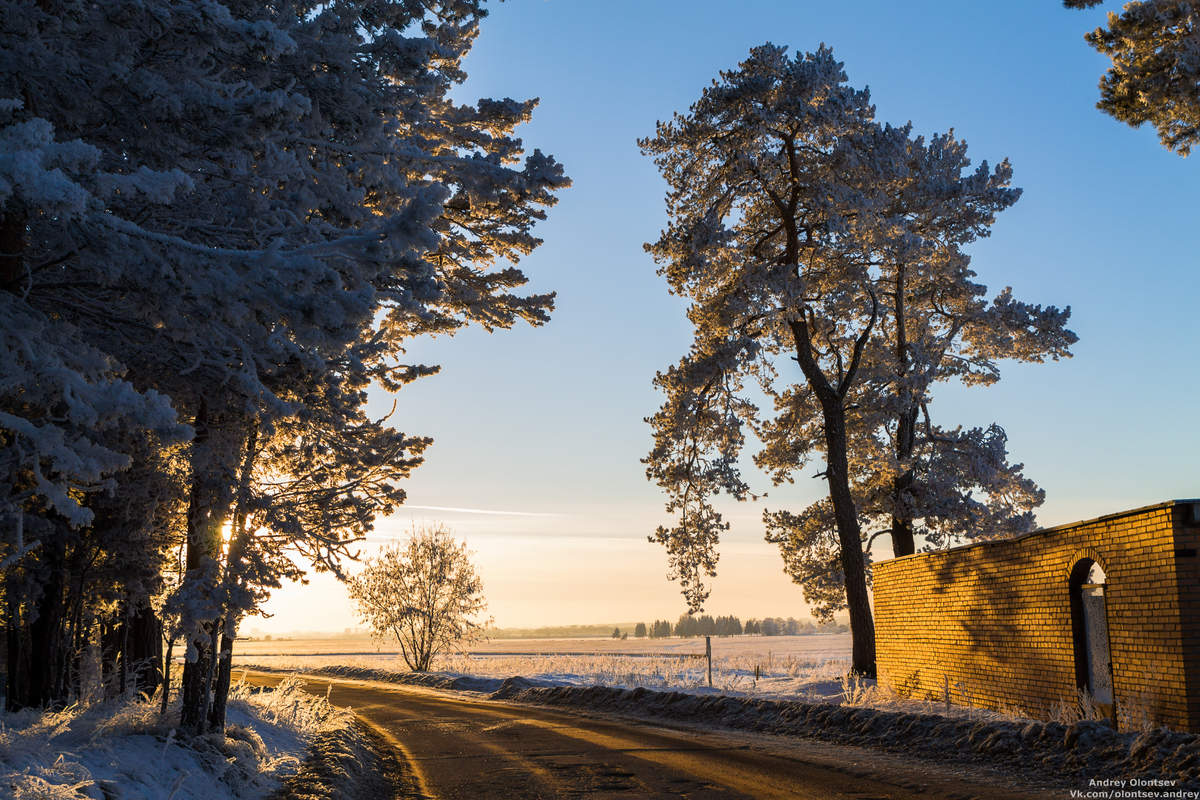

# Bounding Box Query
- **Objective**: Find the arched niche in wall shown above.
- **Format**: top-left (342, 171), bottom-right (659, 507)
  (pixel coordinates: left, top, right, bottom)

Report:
top-left (1069, 558), bottom-right (1114, 714)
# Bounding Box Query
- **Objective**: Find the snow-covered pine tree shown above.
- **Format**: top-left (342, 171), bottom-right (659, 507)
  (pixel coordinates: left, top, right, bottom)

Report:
top-left (204, 357), bottom-right (432, 729)
top-left (1, 0), bottom-right (377, 721)
top-left (757, 125), bottom-right (1075, 619)
top-left (642, 44), bottom-right (1075, 675)
top-left (1065, 0), bottom-right (1200, 155)
top-left (2, 0), bottom-right (566, 728)
top-left (0, 8), bottom-right (195, 707)
top-left (187, 0), bottom-right (568, 732)
top-left (642, 44), bottom-right (887, 675)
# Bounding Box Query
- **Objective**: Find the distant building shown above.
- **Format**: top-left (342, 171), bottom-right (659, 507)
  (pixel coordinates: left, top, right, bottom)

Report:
top-left (873, 500), bottom-right (1200, 731)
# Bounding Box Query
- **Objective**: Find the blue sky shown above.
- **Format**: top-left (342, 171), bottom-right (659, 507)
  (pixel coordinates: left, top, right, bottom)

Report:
top-left (253, 0), bottom-right (1200, 633)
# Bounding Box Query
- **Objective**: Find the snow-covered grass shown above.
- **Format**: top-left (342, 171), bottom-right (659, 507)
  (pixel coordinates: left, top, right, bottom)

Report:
top-left (235, 632), bottom-right (852, 659)
top-left (239, 649), bottom-right (848, 695)
top-left (0, 677), bottom-right (352, 800)
top-left (236, 633), bottom-right (1152, 729)
top-left (238, 646), bottom-right (1020, 723)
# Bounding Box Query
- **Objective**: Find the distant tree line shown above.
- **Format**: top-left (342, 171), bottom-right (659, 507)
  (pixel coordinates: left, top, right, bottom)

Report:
top-left (631, 615), bottom-right (848, 638)
top-left (490, 623), bottom-right (643, 640)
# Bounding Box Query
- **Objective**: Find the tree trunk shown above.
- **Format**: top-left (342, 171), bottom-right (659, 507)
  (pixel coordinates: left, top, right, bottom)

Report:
top-left (786, 318), bottom-right (877, 677)
top-left (201, 620), bottom-right (220, 721)
top-left (100, 613), bottom-right (123, 699)
top-left (179, 401), bottom-right (241, 735)
top-left (5, 581), bottom-right (28, 711)
top-left (125, 600), bottom-right (163, 698)
top-left (4, 510), bottom-right (30, 711)
top-left (818, 399), bottom-right (877, 677)
top-left (161, 633), bottom-right (175, 715)
top-left (889, 269), bottom-right (918, 559)
top-left (890, 406), bottom-right (919, 558)
top-left (180, 622), bottom-right (214, 733)
top-left (890, 512), bottom-right (916, 558)
top-left (1, 219), bottom-right (29, 707)
top-left (66, 583), bottom-right (87, 700)
top-left (208, 632), bottom-right (235, 731)
top-left (206, 421), bottom-right (258, 732)
top-left (119, 608), bottom-right (129, 695)
top-left (0, 208), bottom-right (26, 291)
top-left (27, 546), bottom-right (66, 708)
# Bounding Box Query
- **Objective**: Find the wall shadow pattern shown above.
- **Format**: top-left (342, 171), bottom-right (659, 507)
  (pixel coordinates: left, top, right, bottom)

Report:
top-left (873, 501), bottom-right (1200, 732)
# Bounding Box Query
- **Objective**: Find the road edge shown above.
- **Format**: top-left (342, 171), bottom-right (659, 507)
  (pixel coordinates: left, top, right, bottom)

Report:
top-left (269, 718), bottom-right (423, 800)
top-left (491, 682), bottom-right (1200, 790)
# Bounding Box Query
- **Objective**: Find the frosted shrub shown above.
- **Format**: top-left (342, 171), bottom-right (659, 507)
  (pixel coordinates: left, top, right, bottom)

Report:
top-left (233, 676), bottom-right (351, 737)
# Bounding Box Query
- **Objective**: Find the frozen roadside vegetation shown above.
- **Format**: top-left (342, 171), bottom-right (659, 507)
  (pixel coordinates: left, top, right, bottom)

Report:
top-left (237, 650), bottom-right (1015, 721)
top-left (0, 678), bottom-right (360, 800)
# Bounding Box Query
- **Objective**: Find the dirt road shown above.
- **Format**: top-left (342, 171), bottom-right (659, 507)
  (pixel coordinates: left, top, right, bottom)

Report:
top-left (243, 671), bottom-right (1064, 799)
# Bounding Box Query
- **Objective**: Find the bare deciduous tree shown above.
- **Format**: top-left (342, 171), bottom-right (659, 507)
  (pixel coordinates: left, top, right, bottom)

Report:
top-left (348, 525), bottom-right (488, 672)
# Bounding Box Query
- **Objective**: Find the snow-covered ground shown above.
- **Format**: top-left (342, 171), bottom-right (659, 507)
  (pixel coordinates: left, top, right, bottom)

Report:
top-left (235, 633), bottom-right (1026, 723)
top-left (239, 649), bottom-right (854, 701)
top-left (0, 677), bottom-right (351, 800)
top-left (237, 634), bottom-right (849, 695)
top-left (235, 632), bottom-right (852, 659)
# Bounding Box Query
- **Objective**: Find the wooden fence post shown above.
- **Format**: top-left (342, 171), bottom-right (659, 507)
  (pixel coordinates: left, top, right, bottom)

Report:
top-left (706, 636), bottom-right (712, 687)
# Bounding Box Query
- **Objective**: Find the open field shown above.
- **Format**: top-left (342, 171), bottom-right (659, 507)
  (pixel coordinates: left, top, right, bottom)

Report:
top-left (236, 632), bottom-right (852, 659)
top-left (234, 633), bottom-right (871, 705)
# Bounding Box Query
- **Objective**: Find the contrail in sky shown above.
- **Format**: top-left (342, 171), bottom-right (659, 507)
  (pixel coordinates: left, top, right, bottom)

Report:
top-left (400, 504), bottom-right (564, 518)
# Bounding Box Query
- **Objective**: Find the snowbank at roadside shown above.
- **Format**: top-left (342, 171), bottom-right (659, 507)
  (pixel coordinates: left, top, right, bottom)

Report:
top-left (491, 682), bottom-right (1200, 789)
top-left (238, 660), bottom-right (1007, 722)
top-left (0, 677), bottom-right (353, 800)
top-left (240, 664), bottom-right (1200, 789)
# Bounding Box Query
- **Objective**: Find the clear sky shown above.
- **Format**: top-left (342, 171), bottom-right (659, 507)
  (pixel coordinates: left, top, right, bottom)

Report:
top-left (250, 0), bottom-right (1200, 634)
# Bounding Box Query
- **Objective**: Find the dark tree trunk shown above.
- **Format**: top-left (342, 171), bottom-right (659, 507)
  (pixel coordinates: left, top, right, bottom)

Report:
top-left (786, 318), bottom-right (877, 677)
top-left (180, 398), bottom-right (217, 734)
top-left (27, 542), bottom-right (67, 708)
top-left (201, 621), bottom-right (220, 720)
top-left (208, 632), bottom-right (235, 731)
top-left (125, 600), bottom-right (163, 698)
top-left (2, 218), bottom-right (28, 707)
top-left (4, 509), bottom-right (31, 710)
top-left (51, 585), bottom-right (73, 704)
top-left (100, 614), bottom-right (123, 699)
top-left (207, 422), bottom-right (257, 732)
top-left (0, 207), bottom-right (27, 291)
top-left (66, 589), bottom-right (87, 699)
top-left (180, 622), bottom-right (214, 733)
top-left (890, 269), bottom-right (918, 559)
top-left (60, 537), bottom-right (94, 702)
top-left (119, 608), bottom-right (129, 695)
top-left (161, 633), bottom-right (175, 715)
top-left (890, 512), bottom-right (916, 558)
top-left (818, 400), bottom-right (877, 677)
top-left (890, 406), bottom-right (919, 558)
top-left (4, 585), bottom-right (28, 711)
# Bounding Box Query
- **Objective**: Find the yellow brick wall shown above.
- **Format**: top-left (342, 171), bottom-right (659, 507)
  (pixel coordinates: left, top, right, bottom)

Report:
top-left (873, 501), bottom-right (1200, 732)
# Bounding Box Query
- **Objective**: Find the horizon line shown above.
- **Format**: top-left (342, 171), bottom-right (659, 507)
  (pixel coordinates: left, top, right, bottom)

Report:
top-left (399, 504), bottom-right (565, 518)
